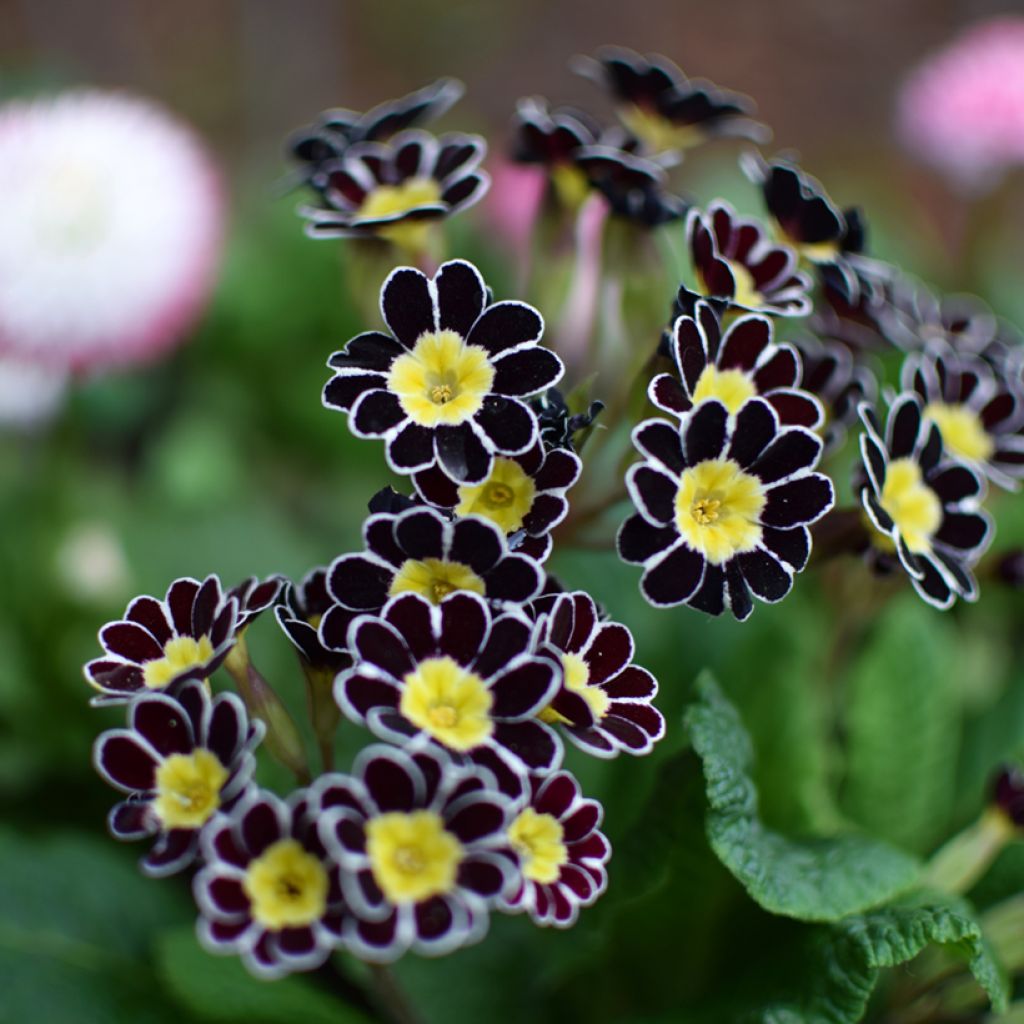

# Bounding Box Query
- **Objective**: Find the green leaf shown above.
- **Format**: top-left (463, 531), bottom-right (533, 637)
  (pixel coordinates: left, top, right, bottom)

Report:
top-left (842, 595), bottom-right (961, 852)
top-left (754, 891), bottom-right (1009, 1023)
top-left (684, 672), bottom-right (921, 921)
top-left (0, 828), bottom-right (185, 1024)
top-left (155, 927), bottom-right (371, 1024)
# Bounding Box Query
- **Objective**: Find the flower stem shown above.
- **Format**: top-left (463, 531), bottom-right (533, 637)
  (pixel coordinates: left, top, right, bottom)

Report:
top-left (368, 963), bottom-right (424, 1024)
top-left (924, 807), bottom-right (1015, 894)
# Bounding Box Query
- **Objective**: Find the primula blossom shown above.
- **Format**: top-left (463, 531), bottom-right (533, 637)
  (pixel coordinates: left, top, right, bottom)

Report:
top-left (0, 90), bottom-right (222, 371)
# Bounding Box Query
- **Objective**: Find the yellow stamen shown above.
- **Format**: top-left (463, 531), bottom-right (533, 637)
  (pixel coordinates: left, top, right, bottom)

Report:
top-left (540, 651), bottom-right (610, 725)
top-left (924, 402), bottom-right (994, 463)
top-left (142, 635), bottom-right (215, 690)
top-left (152, 748), bottom-right (227, 829)
top-left (355, 177), bottom-right (442, 252)
top-left (508, 807), bottom-right (568, 884)
top-left (242, 838), bottom-right (329, 930)
top-left (618, 105), bottom-right (704, 153)
top-left (365, 810), bottom-right (464, 904)
top-left (456, 457), bottom-right (537, 534)
top-left (399, 655), bottom-right (494, 751)
top-left (388, 557), bottom-right (486, 605)
top-left (691, 365), bottom-right (759, 417)
top-left (877, 457), bottom-right (942, 555)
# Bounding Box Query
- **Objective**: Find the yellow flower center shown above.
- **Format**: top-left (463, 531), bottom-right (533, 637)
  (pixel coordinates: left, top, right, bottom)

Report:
top-left (386, 330), bottom-right (496, 428)
top-left (691, 365), bottom-right (758, 416)
top-left (365, 810), bottom-right (464, 904)
top-left (539, 651), bottom-right (610, 725)
top-left (698, 260), bottom-right (762, 310)
top-left (549, 163), bottom-right (591, 209)
top-left (619, 104), bottom-right (704, 153)
top-left (142, 635), bottom-right (215, 690)
top-left (355, 176), bottom-right (442, 252)
top-left (877, 457), bottom-right (942, 555)
top-left (508, 807), bottom-right (568, 884)
top-left (388, 557), bottom-right (486, 605)
top-left (455, 457), bottom-right (537, 534)
top-left (924, 402), bottom-right (994, 463)
top-left (675, 458), bottom-right (766, 565)
top-left (399, 655), bottom-right (494, 751)
top-left (242, 838), bottom-right (329, 931)
top-left (151, 748), bottom-right (228, 829)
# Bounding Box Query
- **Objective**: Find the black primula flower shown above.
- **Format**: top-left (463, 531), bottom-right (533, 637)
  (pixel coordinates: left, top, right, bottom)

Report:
top-left (902, 342), bottom-right (1024, 489)
top-left (619, 398), bottom-right (834, 620)
top-left (325, 505), bottom-right (545, 618)
top-left (334, 591), bottom-right (564, 778)
top-left (323, 259), bottom-right (563, 484)
top-left (275, 567), bottom-right (353, 673)
top-left (531, 389), bottom-right (604, 452)
top-left (299, 130), bottom-right (488, 250)
top-left (93, 679), bottom-right (262, 876)
top-left (880, 277), bottom-right (1002, 355)
top-left (573, 46), bottom-right (767, 156)
top-left (413, 440), bottom-right (582, 562)
top-left (793, 334), bottom-right (878, 454)
top-left (573, 145), bottom-right (689, 226)
top-left (650, 300), bottom-right (823, 429)
top-left (288, 78), bottom-right (464, 182)
top-left (857, 394), bottom-right (992, 609)
top-left (680, 201), bottom-right (812, 318)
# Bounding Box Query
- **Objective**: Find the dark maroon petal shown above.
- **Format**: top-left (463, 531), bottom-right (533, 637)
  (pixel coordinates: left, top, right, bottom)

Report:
top-left (649, 373), bottom-right (692, 415)
top-left (435, 261), bottom-right (486, 336)
top-left (101, 622), bottom-right (163, 663)
top-left (684, 401), bottom-right (728, 464)
top-left (936, 511), bottom-right (990, 552)
top-left (559, 862), bottom-right (598, 901)
top-left (209, 824), bottom-right (248, 868)
top-left (143, 830), bottom-right (197, 874)
top-left (719, 316), bottom-right (771, 370)
top-left (354, 914), bottom-right (400, 952)
top-left (167, 579), bottom-right (200, 635)
top-left (458, 858), bottom-right (508, 897)
top-left (439, 594), bottom-right (489, 665)
top-left (446, 799), bottom-right (505, 844)
top-left (475, 615), bottom-right (533, 678)
top-left (929, 464), bottom-right (982, 503)
top-left (395, 509), bottom-right (446, 559)
top-left (640, 544), bottom-right (705, 606)
top-left (888, 395), bottom-right (922, 458)
top-left (687, 563), bottom-right (727, 616)
top-left (436, 422), bottom-right (492, 483)
top-left (492, 720), bottom-right (560, 772)
top-left (585, 624), bottom-right (633, 685)
top-left (633, 419), bottom-right (685, 473)
top-left (753, 348), bottom-right (799, 391)
top-left (363, 752), bottom-right (419, 812)
top-left (206, 918), bottom-right (252, 944)
top-left (523, 495), bottom-right (566, 535)
top-left (328, 555), bottom-right (393, 611)
top-left (132, 698), bottom-right (194, 758)
top-left (761, 526), bottom-right (810, 571)
top-left (448, 517), bottom-right (503, 572)
top-left (192, 577), bottom-right (222, 637)
top-left (330, 331), bottom-right (404, 372)
top-left (861, 433), bottom-right (888, 494)
top-left (341, 673), bottom-right (401, 717)
top-left (126, 596), bottom-right (172, 644)
top-left (319, 604), bottom-right (357, 653)
top-left (738, 549), bottom-right (793, 601)
top-left (765, 389), bottom-right (822, 429)
top-left (912, 554), bottom-right (955, 609)
top-left (240, 800), bottom-right (284, 857)
top-left (388, 422), bottom-right (436, 472)
top-left (382, 267), bottom-right (435, 348)
top-left (385, 595), bottom-right (436, 661)
top-left (629, 465), bottom-right (677, 525)
top-left (602, 665), bottom-right (656, 700)
top-left (109, 800), bottom-right (152, 839)
top-left (95, 733), bottom-right (158, 792)
top-left (352, 620), bottom-right (414, 678)
top-left (324, 373), bottom-right (386, 412)
top-left (415, 896), bottom-right (455, 941)
top-left (727, 398), bottom-right (777, 467)
top-left (442, 171), bottom-right (488, 211)
top-left (209, 602), bottom-right (236, 649)
top-left (484, 554), bottom-right (543, 603)
top-left (474, 397), bottom-right (536, 454)
top-left (351, 389), bottom-right (405, 436)
top-left (466, 301), bottom-right (543, 355)
top-left (762, 475), bottom-right (834, 528)
top-left (535, 773), bottom-right (578, 817)
top-left (598, 715), bottom-right (651, 752)
top-left (534, 449), bottom-right (581, 490)
top-left (608, 701), bottom-right (664, 737)
top-left (492, 348), bottom-right (563, 397)
top-left (413, 465), bottom-right (459, 507)
top-left (207, 875), bottom-right (249, 915)
top-left (491, 660), bottom-right (558, 719)
top-left (207, 696), bottom-right (246, 763)
top-left (617, 514), bottom-right (677, 565)
top-left (278, 927), bottom-right (318, 957)
top-left (750, 429), bottom-right (822, 484)
top-left (561, 801), bottom-right (600, 841)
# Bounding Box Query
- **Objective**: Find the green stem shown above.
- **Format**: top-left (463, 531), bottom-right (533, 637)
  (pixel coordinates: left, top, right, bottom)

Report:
top-left (368, 963), bottom-right (424, 1024)
top-left (924, 807), bottom-right (1014, 895)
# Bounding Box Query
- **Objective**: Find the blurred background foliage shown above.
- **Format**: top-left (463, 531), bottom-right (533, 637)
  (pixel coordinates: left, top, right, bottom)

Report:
top-left (3, 2), bottom-right (1024, 1022)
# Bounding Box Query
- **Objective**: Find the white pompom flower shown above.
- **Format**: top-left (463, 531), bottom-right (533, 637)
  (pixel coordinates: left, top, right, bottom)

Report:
top-left (0, 90), bottom-right (223, 372)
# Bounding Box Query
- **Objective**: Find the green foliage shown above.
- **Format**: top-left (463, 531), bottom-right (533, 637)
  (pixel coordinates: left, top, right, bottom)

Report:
top-left (685, 672), bottom-right (922, 922)
top-left (841, 594), bottom-right (961, 853)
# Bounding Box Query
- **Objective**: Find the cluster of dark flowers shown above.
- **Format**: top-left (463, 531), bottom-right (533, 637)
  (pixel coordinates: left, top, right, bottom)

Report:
top-left (87, 46), bottom-right (1024, 984)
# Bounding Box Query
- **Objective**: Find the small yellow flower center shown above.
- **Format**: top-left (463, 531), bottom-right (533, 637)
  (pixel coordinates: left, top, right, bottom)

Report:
top-left (355, 176), bottom-right (443, 252)
top-left (877, 457), bottom-right (942, 555)
top-left (619, 104), bottom-right (704, 153)
top-left (675, 458), bottom-right (766, 565)
top-left (399, 655), bottom-right (494, 751)
top-left (365, 810), bottom-right (464, 904)
top-left (549, 163), bottom-right (591, 209)
top-left (142, 635), bottom-right (215, 690)
top-left (507, 807), bottom-right (568, 884)
top-left (151, 748), bottom-right (227, 829)
top-left (539, 651), bottom-right (610, 725)
top-left (691, 365), bottom-right (758, 416)
top-left (387, 330), bottom-right (496, 428)
top-left (388, 557), bottom-right (486, 605)
top-left (924, 402), bottom-right (994, 464)
top-left (242, 838), bottom-right (329, 931)
top-left (455, 457), bottom-right (537, 534)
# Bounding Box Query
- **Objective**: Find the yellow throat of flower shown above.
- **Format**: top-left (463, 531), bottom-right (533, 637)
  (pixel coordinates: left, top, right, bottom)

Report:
top-left (365, 810), bottom-right (464, 904)
top-left (508, 807), bottom-right (568, 884)
top-left (456, 457), bottom-right (537, 534)
top-left (619, 104), bottom-right (704, 153)
top-left (142, 634), bottom-right (215, 690)
top-left (388, 557), bottom-right (486, 605)
top-left (691, 364), bottom-right (758, 416)
top-left (355, 176), bottom-right (442, 252)
top-left (152, 748), bottom-right (228, 829)
top-left (242, 838), bottom-right (329, 930)
top-left (539, 651), bottom-right (610, 725)
top-left (675, 458), bottom-right (766, 564)
top-left (877, 457), bottom-right (942, 555)
top-left (399, 655), bottom-right (494, 751)
top-left (386, 330), bottom-right (495, 428)
top-left (924, 402), bottom-right (994, 464)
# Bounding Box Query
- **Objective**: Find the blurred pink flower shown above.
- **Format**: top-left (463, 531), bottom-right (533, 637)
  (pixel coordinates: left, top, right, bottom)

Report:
top-left (897, 17), bottom-right (1024, 192)
top-left (0, 90), bottom-right (223, 373)
top-left (484, 160), bottom-right (547, 253)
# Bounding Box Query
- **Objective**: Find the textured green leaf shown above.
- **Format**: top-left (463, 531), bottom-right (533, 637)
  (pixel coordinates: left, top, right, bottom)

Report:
top-left (842, 595), bottom-right (960, 853)
top-left (685, 673), bottom-right (921, 921)
top-left (754, 891), bottom-right (1009, 1023)
top-left (156, 928), bottom-right (371, 1024)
